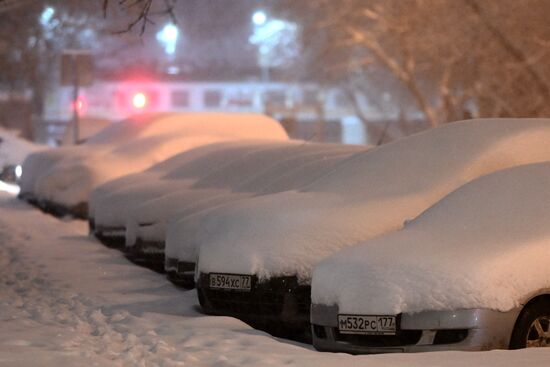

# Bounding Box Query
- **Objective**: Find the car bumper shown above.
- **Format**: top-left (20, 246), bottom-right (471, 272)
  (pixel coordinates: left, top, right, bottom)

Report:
top-left (311, 303), bottom-right (520, 353)
top-left (21, 195), bottom-right (88, 219)
top-left (124, 238), bottom-right (165, 272)
top-left (197, 272), bottom-right (311, 329)
top-left (93, 226), bottom-right (126, 249)
top-left (165, 258), bottom-right (195, 288)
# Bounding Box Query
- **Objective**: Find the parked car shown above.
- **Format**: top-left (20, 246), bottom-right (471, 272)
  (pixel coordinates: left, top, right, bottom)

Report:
top-left (19, 112), bottom-right (288, 218)
top-left (192, 118), bottom-right (550, 337)
top-left (90, 141), bottom-right (282, 247)
top-left (311, 162), bottom-right (550, 352)
top-left (0, 128), bottom-right (42, 184)
top-left (122, 143), bottom-right (365, 276)
top-left (87, 140), bottom-right (227, 234)
top-left (164, 147), bottom-right (368, 288)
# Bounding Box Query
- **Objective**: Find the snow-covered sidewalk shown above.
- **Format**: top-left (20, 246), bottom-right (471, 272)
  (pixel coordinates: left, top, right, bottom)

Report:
top-left (0, 192), bottom-right (549, 367)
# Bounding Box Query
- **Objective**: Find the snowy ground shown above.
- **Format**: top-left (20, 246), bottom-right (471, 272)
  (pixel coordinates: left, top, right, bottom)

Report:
top-left (1, 192), bottom-right (549, 366)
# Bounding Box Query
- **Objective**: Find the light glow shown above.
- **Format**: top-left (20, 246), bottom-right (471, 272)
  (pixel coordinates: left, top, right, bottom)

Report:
top-left (72, 97), bottom-right (86, 114)
top-left (252, 10), bottom-right (267, 26)
top-left (0, 180), bottom-right (20, 195)
top-left (156, 23), bottom-right (179, 55)
top-left (15, 165), bottom-right (22, 178)
top-left (73, 97), bottom-right (84, 115)
top-left (40, 7), bottom-right (55, 26)
top-left (132, 92), bottom-right (147, 109)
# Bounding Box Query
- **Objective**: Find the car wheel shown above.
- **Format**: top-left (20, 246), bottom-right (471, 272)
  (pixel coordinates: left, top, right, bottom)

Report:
top-left (510, 299), bottom-right (550, 349)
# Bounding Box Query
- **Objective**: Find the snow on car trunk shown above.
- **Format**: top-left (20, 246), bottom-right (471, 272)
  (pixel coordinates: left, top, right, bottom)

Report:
top-left (195, 118), bottom-right (550, 282)
top-left (124, 143), bottom-right (365, 248)
top-left (20, 113), bottom-right (288, 211)
top-left (312, 162), bottom-right (550, 315)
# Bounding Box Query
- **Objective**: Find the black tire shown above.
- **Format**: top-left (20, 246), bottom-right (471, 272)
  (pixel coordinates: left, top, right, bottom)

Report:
top-left (510, 298), bottom-right (550, 349)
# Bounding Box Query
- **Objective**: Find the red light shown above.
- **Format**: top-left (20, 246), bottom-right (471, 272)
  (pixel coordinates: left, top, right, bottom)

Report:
top-left (132, 92), bottom-right (147, 109)
top-left (72, 97), bottom-right (86, 114)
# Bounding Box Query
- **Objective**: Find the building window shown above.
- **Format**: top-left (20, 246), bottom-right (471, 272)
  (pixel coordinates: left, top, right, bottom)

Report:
top-left (302, 89), bottom-right (319, 107)
top-left (334, 91), bottom-right (353, 108)
top-left (227, 91), bottom-right (253, 107)
top-left (171, 90), bottom-right (190, 107)
top-left (263, 90), bottom-right (286, 108)
top-left (203, 90), bottom-right (222, 107)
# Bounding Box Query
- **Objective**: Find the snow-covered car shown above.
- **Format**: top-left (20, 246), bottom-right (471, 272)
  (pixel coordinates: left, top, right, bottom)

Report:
top-left (90, 141), bottom-right (296, 248)
top-left (0, 128), bottom-right (43, 184)
top-left (19, 112), bottom-right (288, 218)
top-left (123, 143), bottom-right (366, 277)
top-left (192, 118), bottom-right (550, 335)
top-left (311, 162), bottom-right (550, 353)
top-left (164, 146), bottom-right (368, 288)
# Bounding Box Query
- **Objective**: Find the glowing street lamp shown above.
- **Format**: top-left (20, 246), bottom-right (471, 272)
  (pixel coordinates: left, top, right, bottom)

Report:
top-left (156, 23), bottom-right (179, 55)
top-left (40, 6), bottom-right (55, 26)
top-left (250, 11), bottom-right (299, 82)
top-left (252, 10), bottom-right (267, 26)
top-left (132, 92), bottom-right (147, 109)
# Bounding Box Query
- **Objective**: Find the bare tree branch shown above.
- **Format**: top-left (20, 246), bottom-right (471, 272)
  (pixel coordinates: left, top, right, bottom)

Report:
top-left (103, 0), bottom-right (178, 35)
top-left (464, 0), bottom-right (550, 111)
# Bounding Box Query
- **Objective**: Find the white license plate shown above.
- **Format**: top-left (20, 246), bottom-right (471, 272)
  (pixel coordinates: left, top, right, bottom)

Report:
top-left (209, 273), bottom-right (252, 291)
top-left (338, 314), bottom-right (396, 335)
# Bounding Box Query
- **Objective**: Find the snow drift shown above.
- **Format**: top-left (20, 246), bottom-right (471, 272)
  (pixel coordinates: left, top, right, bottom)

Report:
top-left (3, 190), bottom-right (550, 367)
top-left (312, 162), bottom-right (550, 314)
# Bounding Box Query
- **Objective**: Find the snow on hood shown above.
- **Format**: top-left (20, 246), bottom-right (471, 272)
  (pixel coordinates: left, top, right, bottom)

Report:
top-left (21, 112), bottom-right (288, 207)
top-left (125, 143), bottom-right (365, 246)
top-left (312, 162), bottom-right (550, 314)
top-left (195, 118), bottom-right (550, 282)
top-left (0, 127), bottom-right (43, 167)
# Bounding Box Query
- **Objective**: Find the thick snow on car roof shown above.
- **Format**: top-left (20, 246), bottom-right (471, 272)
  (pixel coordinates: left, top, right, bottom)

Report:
top-left (189, 142), bottom-right (361, 190)
top-left (62, 117), bottom-right (112, 144)
top-left (195, 118), bottom-right (550, 282)
top-left (86, 112), bottom-right (288, 145)
top-left (89, 140), bottom-right (279, 218)
top-left (312, 162), bottom-right (550, 315)
top-left (166, 149), bottom-right (365, 263)
top-left (133, 143), bottom-right (363, 227)
top-left (92, 141), bottom-right (292, 228)
top-left (20, 112), bottom-right (288, 208)
top-left (125, 144), bottom-right (365, 247)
